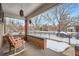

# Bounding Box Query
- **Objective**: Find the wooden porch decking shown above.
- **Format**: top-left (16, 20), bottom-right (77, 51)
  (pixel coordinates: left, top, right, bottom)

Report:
top-left (16, 42), bottom-right (65, 56)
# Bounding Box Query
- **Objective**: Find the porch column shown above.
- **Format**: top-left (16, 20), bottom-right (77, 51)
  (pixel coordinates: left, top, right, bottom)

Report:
top-left (4, 17), bottom-right (6, 34)
top-left (0, 17), bottom-right (6, 48)
top-left (25, 17), bottom-right (29, 41)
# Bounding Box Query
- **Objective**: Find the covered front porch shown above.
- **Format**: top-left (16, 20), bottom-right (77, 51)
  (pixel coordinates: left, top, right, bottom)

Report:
top-left (0, 3), bottom-right (75, 56)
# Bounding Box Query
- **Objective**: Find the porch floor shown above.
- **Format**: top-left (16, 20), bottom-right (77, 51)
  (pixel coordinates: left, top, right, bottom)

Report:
top-left (16, 42), bottom-right (65, 56)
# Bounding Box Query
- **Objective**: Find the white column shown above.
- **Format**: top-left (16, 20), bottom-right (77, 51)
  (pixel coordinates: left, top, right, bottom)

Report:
top-left (0, 24), bottom-right (4, 48)
top-left (0, 17), bottom-right (6, 48)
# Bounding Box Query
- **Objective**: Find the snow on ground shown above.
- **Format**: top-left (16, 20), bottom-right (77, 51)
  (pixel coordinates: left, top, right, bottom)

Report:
top-left (47, 40), bottom-right (70, 52)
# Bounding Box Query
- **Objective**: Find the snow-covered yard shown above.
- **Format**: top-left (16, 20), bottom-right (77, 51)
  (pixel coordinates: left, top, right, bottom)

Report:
top-left (47, 40), bottom-right (70, 52)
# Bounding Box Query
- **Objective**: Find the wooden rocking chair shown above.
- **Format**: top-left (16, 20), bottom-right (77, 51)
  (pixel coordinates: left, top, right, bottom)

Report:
top-left (3, 34), bottom-right (25, 55)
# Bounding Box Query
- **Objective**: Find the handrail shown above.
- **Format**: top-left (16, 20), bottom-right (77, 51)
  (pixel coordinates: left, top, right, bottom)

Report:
top-left (27, 31), bottom-right (77, 45)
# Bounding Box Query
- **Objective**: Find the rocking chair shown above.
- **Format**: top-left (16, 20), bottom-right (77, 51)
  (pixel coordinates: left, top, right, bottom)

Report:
top-left (3, 34), bottom-right (25, 56)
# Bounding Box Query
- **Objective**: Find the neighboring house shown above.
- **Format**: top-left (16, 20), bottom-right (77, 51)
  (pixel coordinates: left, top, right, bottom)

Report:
top-left (67, 21), bottom-right (79, 32)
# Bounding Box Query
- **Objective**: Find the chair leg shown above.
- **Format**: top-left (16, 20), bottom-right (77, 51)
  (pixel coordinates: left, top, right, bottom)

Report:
top-left (14, 47), bottom-right (16, 53)
top-left (9, 46), bottom-right (11, 52)
top-left (9, 45), bottom-right (12, 55)
top-left (23, 42), bottom-right (25, 49)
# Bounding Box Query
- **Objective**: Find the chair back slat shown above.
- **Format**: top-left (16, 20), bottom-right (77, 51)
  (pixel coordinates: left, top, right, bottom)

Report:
top-left (3, 35), bottom-right (15, 47)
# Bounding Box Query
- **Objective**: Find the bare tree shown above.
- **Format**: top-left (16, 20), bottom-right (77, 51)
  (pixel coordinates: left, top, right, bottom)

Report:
top-left (39, 4), bottom-right (74, 32)
top-left (30, 4), bottom-right (74, 32)
top-left (41, 14), bottom-right (57, 31)
top-left (30, 15), bottom-right (42, 31)
top-left (50, 4), bottom-right (73, 32)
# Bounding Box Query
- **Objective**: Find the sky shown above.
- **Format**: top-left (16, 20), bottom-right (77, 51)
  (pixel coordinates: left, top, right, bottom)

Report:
top-left (31, 3), bottom-right (79, 25)
top-left (70, 4), bottom-right (79, 17)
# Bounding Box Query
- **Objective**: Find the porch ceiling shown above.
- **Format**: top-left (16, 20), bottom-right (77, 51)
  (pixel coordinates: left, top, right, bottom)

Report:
top-left (2, 3), bottom-right (43, 19)
top-left (2, 3), bottom-right (58, 19)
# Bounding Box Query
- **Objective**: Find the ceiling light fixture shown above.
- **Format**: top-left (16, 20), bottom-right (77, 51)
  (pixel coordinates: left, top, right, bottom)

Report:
top-left (19, 4), bottom-right (24, 17)
top-left (19, 9), bottom-right (24, 17)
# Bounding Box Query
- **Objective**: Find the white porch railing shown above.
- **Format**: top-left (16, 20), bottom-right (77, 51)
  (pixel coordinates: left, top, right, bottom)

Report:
top-left (27, 31), bottom-right (78, 45)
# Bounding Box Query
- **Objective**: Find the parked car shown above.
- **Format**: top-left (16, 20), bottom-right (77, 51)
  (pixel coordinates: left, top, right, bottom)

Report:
top-left (56, 32), bottom-right (72, 38)
top-left (75, 32), bottom-right (79, 39)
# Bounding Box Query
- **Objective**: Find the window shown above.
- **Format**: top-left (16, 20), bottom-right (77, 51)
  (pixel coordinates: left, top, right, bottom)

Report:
top-left (5, 17), bottom-right (25, 35)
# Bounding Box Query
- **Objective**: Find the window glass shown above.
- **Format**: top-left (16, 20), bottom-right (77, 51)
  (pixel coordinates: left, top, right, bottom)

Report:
top-left (5, 17), bottom-right (25, 35)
